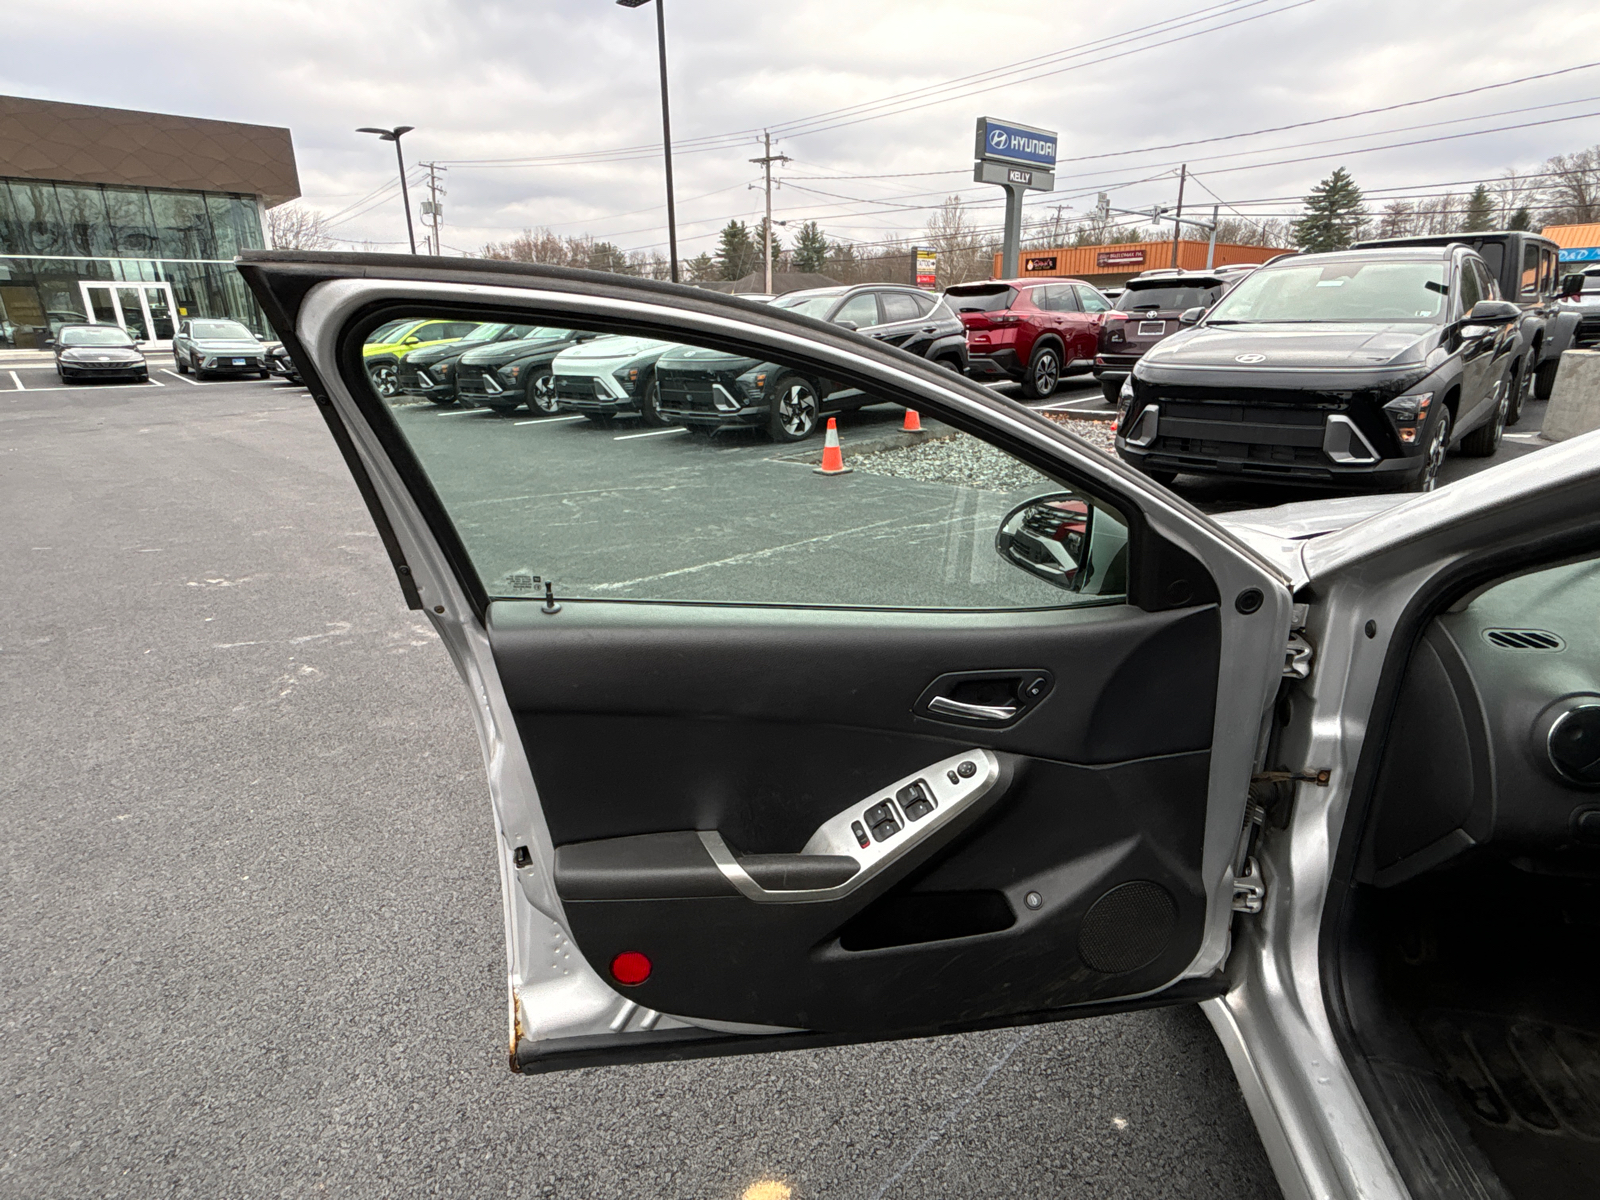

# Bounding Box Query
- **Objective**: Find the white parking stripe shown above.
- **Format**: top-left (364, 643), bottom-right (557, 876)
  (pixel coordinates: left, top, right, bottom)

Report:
top-left (162, 368), bottom-right (202, 386)
top-left (513, 415), bottom-right (586, 426)
top-left (9, 371), bottom-right (23, 390)
top-left (614, 427), bottom-right (688, 441)
top-left (437, 406), bottom-right (488, 416)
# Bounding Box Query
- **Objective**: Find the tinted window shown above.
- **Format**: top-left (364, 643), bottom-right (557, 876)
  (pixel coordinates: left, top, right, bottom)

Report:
top-left (1521, 244), bottom-right (1541, 298)
top-left (1457, 260), bottom-right (1484, 312)
top-left (879, 292), bottom-right (921, 323)
top-left (1475, 243), bottom-right (1504, 281)
top-left (833, 293), bottom-right (880, 327)
top-left (1117, 284), bottom-right (1223, 313)
top-left (352, 313), bottom-right (1131, 610)
top-left (1039, 285), bottom-right (1079, 312)
top-left (909, 292), bottom-right (937, 316)
top-left (1076, 287), bottom-right (1111, 313)
top-left (59, 326), bottom-right (136, 347)
top-left (190, 320), bottom-right (255, 339)
top-left (945, 286), bottom-right (1017, 313)
top-left (770, 290), bottom-right (845, 319)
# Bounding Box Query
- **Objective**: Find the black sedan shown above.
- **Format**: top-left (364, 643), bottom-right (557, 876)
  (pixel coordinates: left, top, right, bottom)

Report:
top-left (454, 328), bottom-right (599, 414)
top-left (53, 324), bottom-right (149, 382)
top-left (1115, 245), bottom-right (1520, 492)
top-left (654, 284), bottom-right (967, 440)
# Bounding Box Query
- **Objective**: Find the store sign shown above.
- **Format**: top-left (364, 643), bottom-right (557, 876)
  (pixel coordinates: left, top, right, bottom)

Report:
top-left (975, 117), bottom-right (1058, 169)
top-left (1559, 246), bottom-right (1600, 262)
top-left (1025, 256), bottom-right (1058, 272)
top-left (915, 247), bottom-right (938, 289)
top-left (1097, 249), bottom-right (1147, 267)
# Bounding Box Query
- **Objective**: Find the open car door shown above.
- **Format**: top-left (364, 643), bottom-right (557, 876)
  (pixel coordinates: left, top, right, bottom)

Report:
top-left (239, 252), bottom-right (1293, 1073)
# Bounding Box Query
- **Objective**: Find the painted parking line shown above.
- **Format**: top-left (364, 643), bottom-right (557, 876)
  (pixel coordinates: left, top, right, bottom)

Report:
top-left (9, 381), bottom-right (167, 394)
top-left (9, 371), bottom-right (22, 390)
top-left (436, 406), bottom-right (489, 417)
top-left (513, 415), bottom-right (586, 426)
top-left (161, 368), bottom-right (202, 386)
top-left (614, 427), bottom-right (688, 441)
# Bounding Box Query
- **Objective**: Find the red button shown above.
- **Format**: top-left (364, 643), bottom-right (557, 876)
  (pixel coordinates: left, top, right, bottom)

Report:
top-left (610, 951), bottom-right (652, 986)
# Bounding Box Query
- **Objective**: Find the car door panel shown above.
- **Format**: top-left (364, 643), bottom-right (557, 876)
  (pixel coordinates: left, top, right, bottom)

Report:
top-left (237, 255), bottom-right (1292, 1072)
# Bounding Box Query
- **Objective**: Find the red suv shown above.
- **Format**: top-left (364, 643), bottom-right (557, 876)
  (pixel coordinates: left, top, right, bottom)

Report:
top-left (946, 278), bottom-right (1112, 398)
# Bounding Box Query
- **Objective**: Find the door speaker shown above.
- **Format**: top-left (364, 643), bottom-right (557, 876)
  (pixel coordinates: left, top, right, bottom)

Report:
top-left (1077, 880), bottom-right (1178, 974)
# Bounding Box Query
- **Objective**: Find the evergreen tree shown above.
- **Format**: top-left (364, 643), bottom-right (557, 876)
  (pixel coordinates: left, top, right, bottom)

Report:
top-left (1461, 184), bottom-right (1495, 233)
top-left (585, 241), bottom-right (629, 273)
top-left (716, 220), bottom-right (755, 280)
top-left (1291, 167), bottom-right (1367, 252)
top-left (752, 217), bottom-right (784, 270)
top-left (791, 221), bottom-right (828, 273)
top-left (1508, 206), bottom-right (1533, 232)
top-left (684, 252), bottom-right (717, 282)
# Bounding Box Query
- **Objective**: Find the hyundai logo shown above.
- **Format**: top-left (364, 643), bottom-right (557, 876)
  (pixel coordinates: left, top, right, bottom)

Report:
top-left (1234, 353), bottom-right (1267, 364)
top-left (989, 128), bottom-right (1009, 150)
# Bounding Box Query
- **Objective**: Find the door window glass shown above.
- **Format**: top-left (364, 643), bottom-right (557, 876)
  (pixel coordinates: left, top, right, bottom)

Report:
top-left (352, 314), bottom-right (1130, 611)
top-left (1455, 260), bottom-right (1483, 313)
top-left (1076, 287), bottom-right (1111, 313)
top-left (833, 293), bottom-right (880, 328)
top-left (909, 292), bottom-right (937, 316)
top-left (1521, 245), bottom-right (1541, 298)
top-left (879, 292), bottom-right (921, 323)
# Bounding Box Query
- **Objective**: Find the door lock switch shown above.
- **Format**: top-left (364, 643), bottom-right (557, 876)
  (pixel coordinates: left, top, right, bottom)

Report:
top-left (851, 821), bottom-right (871, 849)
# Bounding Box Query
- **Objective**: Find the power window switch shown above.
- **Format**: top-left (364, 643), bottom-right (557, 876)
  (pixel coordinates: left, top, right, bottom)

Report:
top-left (896, 781), bottom-right (933, 809)
top-left (903, 797), bottom-right (934, 822)
top-left (863, 802), bottom-right (892, 827)
top-left (871, 819), bottom-right (900, 842)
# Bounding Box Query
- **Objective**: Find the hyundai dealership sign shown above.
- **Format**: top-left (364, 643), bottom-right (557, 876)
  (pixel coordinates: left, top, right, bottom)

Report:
top-left (975, 117), bottom-right (1058, 169)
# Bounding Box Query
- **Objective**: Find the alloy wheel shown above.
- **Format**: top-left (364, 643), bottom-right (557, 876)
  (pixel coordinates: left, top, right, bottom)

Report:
top-left (1033, 350), bottom-right (1059, 395)
top-left (776, 382), bottom-right (819, 438)
top-left (529, 371), bottom-right (559, 414)
top-left (1507, 359), bottom-right (1531, 426)
top-left (1414, 408), bottom-right (1452, 492)
top-left (370, 362), bottom-right (399, 398)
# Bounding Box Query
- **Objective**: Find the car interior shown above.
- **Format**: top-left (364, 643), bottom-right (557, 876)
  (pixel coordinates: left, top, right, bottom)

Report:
top-left (1328, 552), bottom-right (1600, 1200)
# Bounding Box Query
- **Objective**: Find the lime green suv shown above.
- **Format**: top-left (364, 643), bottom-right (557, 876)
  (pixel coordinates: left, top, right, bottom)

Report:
top-left (364, 318), bottom-right (480, 397)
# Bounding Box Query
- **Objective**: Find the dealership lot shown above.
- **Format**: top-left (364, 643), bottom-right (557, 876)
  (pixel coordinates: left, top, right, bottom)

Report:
top-left (1, 374), bottom-right (1283, 1198)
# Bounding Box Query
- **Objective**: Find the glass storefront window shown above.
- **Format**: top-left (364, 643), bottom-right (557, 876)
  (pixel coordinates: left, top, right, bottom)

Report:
top-left (6, 180), bottom-right (71, 255)
top-left (207, 194), bottom-right (265, 257)
top-left (55, 183), bottom-right (115, 257)
top-left (149, 190), bottom-right (216, 260)
top-left (0, 183), bottom-right (23, 255)
top-left (105, 187), bottom-right (159, 257)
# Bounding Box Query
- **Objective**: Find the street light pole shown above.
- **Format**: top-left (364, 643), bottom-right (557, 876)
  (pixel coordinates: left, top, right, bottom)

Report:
top-left (356, 125), bottom-right (417, 254)
top-left (617, 0), bottom-right (679, 283)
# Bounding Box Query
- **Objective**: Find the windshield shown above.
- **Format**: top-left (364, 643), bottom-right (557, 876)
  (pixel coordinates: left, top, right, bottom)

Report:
top-left (945, 286), bottom-right (1018, 313)
top-left (1116, 284), bottom-right (1223, 313)
top-left (770, 291), bottom-right (844, 319)
top-left (368, 320), bottom-right (410, 343)
top-left (1206, 260), bottom-right (1447, 323)
top-left (60, 326), bottom-right (136, 347)
top-left (457, 323), bottom-right (534, 344)
top-left (191, 320), bottom-right (255, 339)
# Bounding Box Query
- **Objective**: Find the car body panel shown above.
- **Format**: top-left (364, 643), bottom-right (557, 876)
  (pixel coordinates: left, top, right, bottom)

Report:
top-left (53, 323), bottom-right (149, 380)
top-left (172, 318), bottom-right (268, 376)
top-left (950, 279), bottom-right (1105, 388)
top-left (236, 252), bottom-right (1292, 1081)
top-left (550, 333), bottom-right (675, 416)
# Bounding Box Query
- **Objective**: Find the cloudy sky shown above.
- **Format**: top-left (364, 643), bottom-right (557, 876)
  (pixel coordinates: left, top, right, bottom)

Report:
top-left (6, 0), bottom-right (1600, 258)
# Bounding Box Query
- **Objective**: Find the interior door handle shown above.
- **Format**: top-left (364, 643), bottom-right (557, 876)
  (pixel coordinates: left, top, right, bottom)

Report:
top-left (927, 695), bottom-right (1020, 722)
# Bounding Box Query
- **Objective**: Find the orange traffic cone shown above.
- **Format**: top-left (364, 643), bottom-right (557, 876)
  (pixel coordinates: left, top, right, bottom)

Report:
top-left (814, 417), bottom-right (852, 475)
top-left (902, 408), bottom-right (923, 432)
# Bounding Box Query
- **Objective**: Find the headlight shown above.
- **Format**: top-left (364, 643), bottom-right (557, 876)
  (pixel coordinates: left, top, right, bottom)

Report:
top-left (613, 366), bottom-right (640, 387)
top-left (437, 361), bottom-right (454, 377)
top-left (1119, 376), bottom-right (1135, 403)
top-left (1382, 392), bottom-right (1433, 444)
top-left (506, 364), bottom-right (521, 380)
top-left (737, 369), bottom-right (768, 391)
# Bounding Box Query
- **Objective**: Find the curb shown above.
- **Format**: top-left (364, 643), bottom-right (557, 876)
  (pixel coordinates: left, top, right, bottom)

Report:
top-left (775, 420), bottom-right (959, 463)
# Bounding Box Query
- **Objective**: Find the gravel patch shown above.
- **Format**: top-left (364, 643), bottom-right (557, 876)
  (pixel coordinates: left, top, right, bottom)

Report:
top-left (848, 418), bottom-right (1116, 491)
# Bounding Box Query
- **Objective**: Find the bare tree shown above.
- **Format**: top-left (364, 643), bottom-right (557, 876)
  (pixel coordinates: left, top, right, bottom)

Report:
top-left (266, 201), bottom-right (335, 250)
top-left (1375, 201), bottom-right (1415, 239)
top-left (1493, 168), bottom-right (1544, 229)
top-left (925, 196), bottom-right (994, 285)
top-left (1211, 216), bottom-right (1292, 247)
top-left (1539, 145), bottom-right (1600, 224)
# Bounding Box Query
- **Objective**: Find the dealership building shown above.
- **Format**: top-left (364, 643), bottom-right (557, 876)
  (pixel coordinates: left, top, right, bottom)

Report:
top-left (992, 237), bottom-right (1286, 289)
top-left (0, 94), bottom-right (298, 349)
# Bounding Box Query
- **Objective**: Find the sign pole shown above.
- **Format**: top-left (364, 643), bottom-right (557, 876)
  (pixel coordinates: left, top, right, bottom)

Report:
top-left (974, 117), bottom-right (1057, 282)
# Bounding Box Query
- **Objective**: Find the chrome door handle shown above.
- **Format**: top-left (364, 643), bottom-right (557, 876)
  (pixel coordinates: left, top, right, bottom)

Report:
top-left (927, 695), bottom-right (1019, 722)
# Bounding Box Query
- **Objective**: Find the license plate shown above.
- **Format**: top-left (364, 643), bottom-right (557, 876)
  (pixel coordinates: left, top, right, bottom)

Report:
top-left (232, 358), bottom-right (246, 365)
top-left (1138, 321), bottom-right (1166, 336)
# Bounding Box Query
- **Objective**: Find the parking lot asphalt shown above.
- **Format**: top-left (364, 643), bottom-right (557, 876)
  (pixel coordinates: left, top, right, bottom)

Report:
top-left (2, 373), bottom-right (1286, 1199)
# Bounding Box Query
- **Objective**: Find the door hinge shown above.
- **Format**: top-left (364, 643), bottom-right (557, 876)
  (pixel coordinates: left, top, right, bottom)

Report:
top-left (1251, 768), bottom-right (1331, 787)
top-left (1232, 856), bottom-right (1266, 913)
top-left (1284, 632), bottom-right (1313, 679)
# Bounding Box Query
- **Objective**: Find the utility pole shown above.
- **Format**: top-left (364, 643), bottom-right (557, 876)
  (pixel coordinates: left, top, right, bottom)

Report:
top-left (750, 131), bottom-right (791, 293)
top-left (1206, 203), bottom-right (1219, 270)
top-left (1170, 164), bottom-right (1187, 268)
top-left (419, 162), bottom-right (448, 256)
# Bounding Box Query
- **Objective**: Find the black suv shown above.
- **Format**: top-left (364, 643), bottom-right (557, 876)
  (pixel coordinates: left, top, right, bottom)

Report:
top-left (1115, 245), bottom-right (1521, 492)
top-left (398, 322), bottom-right (540, 405)
top-left (653, 285), bottom-right (967, 440)
top-left (455, 327), bottom-right (599, 415)
top-left (1355, 230), bottom-right (1576, 420)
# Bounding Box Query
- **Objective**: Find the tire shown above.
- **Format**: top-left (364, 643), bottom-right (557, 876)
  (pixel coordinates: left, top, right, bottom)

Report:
top-left (1403, 406), bottom-right (1452, 492)
top-left (1534, 356), bottom-right (1560, 400)
top-left (368, 360), bottom-right (400, 398)
top-left (768, 375), bottom-right (822, 441)
top-left (427, 390), bottom-right (457, 407)
top-left (526, 368), bottom-right (559, 416)
top-left (936, 356), bottom-right (963, 374)
top-left (1020, 343), bottom-right (1061, 399)
top-left (1100, 379), bottom-right (1122, 404)
top-left (176, 353), bottom-right (188, 375)
top-left (1459, 378), bottom-right (1509, 458)
top-left (1505, 357), bottom-right (1531, 427)
top-left (259, 369), bottom-right (271, 380)
top-left (638, 378), bottom-right (669, 427)
top-left (194, 362), bottom-right (209, 381)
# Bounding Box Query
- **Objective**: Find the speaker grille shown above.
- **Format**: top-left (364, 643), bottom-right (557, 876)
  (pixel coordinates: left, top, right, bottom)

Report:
top-left (1077, 881), bottom-right (1178, 974)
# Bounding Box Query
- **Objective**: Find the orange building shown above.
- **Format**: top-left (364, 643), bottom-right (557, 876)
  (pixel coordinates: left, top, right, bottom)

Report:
top-left (992, 238), bottom-right (1289, 288)
top-left (1540, 222), bottom-right (1600, 266)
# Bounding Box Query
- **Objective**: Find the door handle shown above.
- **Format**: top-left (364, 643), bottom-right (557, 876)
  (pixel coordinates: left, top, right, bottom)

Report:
top-left (921, 325), bottom-right (937, 333)
top-left (927, 695), bottom-right (1020, 722)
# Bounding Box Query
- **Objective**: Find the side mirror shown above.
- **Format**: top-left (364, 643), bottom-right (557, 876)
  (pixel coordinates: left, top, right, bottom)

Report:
top-left (1465, 299), bottom-right (1521, 325)
top-left (1561, 273), bottom-right (1585, 299)
top-left (1178, 307), bottom-right (1206, 326)
top-left (402, 336), bottom-right (421, 346)
top-left (833, 319), bottom-right (859, 332)
top-left (995, 492), bottom-right (1097, 592)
